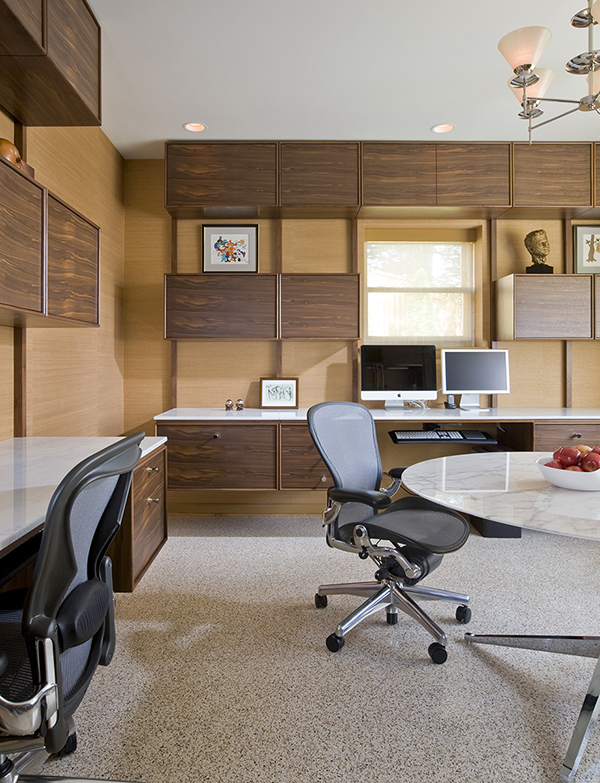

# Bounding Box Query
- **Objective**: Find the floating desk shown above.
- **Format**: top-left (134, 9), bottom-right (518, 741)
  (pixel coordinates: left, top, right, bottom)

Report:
top-left (401, 451), bottom-right (600, 783)
top-left (0, 436), bottom-right (167, 592)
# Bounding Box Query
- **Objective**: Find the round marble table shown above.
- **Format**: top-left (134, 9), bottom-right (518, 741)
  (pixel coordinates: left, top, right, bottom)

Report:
top-left (400, 450), bottom-right (600, 541)
top-left (401, 450), bottom-right (600, 782)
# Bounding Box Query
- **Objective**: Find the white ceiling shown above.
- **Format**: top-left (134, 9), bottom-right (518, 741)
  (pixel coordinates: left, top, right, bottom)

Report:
top-left (87, 0), bottom-right (600, 159)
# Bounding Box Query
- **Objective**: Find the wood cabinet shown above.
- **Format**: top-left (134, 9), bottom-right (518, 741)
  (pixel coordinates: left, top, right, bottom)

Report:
top-left (0, 0), bottom-right (101, 126)
top-left (164, 274), bottom-right (278, 339)
top-left (47, 194), bottom-right (99, 324)
top-left (165, 142), bottom-right (278, 211)
top-left (0, 156), bottom-right (44, 317)
top-left (496, 274), bottom-right (593, 340)
top-left (108, 443), bottom-right (168, 593)
top-left (513, 144), bottom-right (593, 206)
top-left (436, 144), bottom-right (511, 206)
top-left (280, 424), bottom-right (331, 489)
top-left (362, 143), bottom-right (436, 206)
top-left (279, 142), bottom-right (359, 206)
top-left (280, 274), bottom-right (360, 339)
top-left (498, 421), bottom-right (600, 451)
top-left (156, 422), bottom-right (278, 490)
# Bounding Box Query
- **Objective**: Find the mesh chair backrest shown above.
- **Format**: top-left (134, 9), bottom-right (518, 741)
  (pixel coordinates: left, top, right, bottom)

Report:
top-left (308, 402), bottom-right (383, 528)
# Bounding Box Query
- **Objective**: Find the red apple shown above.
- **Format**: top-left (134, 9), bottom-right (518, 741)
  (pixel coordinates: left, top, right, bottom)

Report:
top-left (566, 465), bottom-right (584, 471)
top-left (544, 459), bottom-right (565, 470)
top-left (576, 445), bottom-right (593, 457)
top-left (553, 446), bottom-right (581, 467)
top-left (592, 446), bottom-right (600, 454)
top-left (581, 451), bottom-right (600, 472)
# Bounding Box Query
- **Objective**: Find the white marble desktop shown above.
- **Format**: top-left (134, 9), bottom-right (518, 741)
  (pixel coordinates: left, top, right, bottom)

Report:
top-left (0, 436), bottom-right (166, 553)
top-left (401, 451), bottom-right (600, 540)
top-left (154, 406), bottom-right (600, 423)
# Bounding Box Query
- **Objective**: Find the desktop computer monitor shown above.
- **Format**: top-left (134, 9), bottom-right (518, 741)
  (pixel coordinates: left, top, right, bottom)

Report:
top-left (360, 344), bottom-right (437, 409)
top-left (441, 348), bottom-right (510, 409)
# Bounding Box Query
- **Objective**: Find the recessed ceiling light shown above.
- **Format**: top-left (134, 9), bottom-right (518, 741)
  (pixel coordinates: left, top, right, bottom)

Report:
top-left (183, 122), bottom-right (207, 132)
top-left (430, 124), bottom-right (455, 134)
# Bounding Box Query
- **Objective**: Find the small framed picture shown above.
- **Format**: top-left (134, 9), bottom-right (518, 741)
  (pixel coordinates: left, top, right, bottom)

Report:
top-left (202, 224), bottom-right (258, 273)
top-left (574, 225), bottom-right (600, 273)
top-left (259, 377), bottom-right (299, 409)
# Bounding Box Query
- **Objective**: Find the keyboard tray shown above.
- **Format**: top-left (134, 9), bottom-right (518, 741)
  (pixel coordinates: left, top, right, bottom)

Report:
top-left (388, 429), bottom-right (497, 445)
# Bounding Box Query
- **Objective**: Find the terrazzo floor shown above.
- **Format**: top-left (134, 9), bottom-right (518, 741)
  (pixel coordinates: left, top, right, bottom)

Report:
top-left (38, 515), bottom-right (600, 783)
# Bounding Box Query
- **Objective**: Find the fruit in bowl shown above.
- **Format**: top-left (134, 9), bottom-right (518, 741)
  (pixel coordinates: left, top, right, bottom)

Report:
top-left (537, 444), bottom-right (600, 490)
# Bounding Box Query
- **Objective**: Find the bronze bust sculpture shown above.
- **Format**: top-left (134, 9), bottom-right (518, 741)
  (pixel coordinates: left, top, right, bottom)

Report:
top-left (524, 229), bottom-right (553, 274)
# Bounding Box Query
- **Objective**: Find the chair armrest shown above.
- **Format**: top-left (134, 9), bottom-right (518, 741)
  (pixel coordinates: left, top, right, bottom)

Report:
top-left (388, 467), bottom-right (406, 480)
top-left (329, 487), bottom-right (391, 510)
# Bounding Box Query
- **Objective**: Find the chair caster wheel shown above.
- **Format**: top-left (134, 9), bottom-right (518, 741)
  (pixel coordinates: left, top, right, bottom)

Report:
top-left (57, 731), bottom-right (77, 758)
top-left (315, 593), bottom-right (328, 609)
top-left (428, 642), bottom-right (448, 664)
top-left (326, 633), bottom-right (345, 652)
top-left (456, 605), bottom-right (472, 624)
top-left (386, 610), bottom-right (399, 625)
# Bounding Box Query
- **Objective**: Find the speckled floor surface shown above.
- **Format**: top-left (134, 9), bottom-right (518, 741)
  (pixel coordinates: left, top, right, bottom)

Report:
top-left (39, 515), bottom-right (600, 783)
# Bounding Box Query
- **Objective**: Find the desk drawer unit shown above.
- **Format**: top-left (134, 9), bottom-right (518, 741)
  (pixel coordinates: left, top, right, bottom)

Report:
top-left (533, 424), bottom-right (600, 450)
top-left (156, 423), bottom-right (277, 489)
top-left (280, 424), bottom-right (332, 489)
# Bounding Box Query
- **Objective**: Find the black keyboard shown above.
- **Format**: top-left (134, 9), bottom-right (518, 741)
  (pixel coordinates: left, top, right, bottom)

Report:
top-left (389, 429), bottom-right (495, 444)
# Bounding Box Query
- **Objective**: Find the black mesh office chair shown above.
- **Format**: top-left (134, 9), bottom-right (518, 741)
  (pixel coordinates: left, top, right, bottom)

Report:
top-left (0, 432), bottom-right (145, 783)
top-left (308, 402), bottom-right (471, 663)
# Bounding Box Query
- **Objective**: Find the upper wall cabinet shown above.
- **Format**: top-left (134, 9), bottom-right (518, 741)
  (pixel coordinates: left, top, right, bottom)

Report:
top-left (513, 144), bottom-right (592, 207)
top-left (280, 273), bottom-right (360, 339)
top-left (436, 144), bottom-right (511, 206)
top-left (279, 143), bottom-right (359, 206)
top-left (0, 0), bottom-right (101, 126)
top-left (362, 143), bottom-right (436, 206)
top-left (165, 142), bottom-right (278, 214)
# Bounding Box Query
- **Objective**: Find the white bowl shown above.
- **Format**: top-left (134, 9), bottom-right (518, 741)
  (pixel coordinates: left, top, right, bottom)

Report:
top-left (536, 456), bottom-right (600, 491)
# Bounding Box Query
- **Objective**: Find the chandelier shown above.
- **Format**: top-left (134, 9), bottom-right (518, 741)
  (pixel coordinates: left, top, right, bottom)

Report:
top-left (499, 1), bottom-right (600, 142)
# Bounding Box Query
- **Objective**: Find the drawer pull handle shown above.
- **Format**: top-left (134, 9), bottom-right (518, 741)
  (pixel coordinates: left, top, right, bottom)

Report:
top-left (147, 497), bottom-right (160, 503)
top-left (320, 475), bottom-right (327, 482)
top-left (573, 433), bottom-right (582, 439)
top-left (146, 466), bottom-right (159, 473)
top-left (213, 434), bottom-right (220, 439)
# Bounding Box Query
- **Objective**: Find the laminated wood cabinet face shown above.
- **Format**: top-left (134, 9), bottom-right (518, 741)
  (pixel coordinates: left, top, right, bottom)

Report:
top-left (279, 424), bottom-right (332, 490)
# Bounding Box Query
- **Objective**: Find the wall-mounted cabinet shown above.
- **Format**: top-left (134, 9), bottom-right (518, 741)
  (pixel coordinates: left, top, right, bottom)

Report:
top-left (513, 144), bottom-right (593, 207)
top-left (0, 156), bottom-right (99, 327)
top-left (164, 273), bottom-right (360, 340)
top-left (0, 0), bottom-right (101, 126)
top-left (362, 143), bottom-right (436, 206)
top-left (436, 144), bottom-right (511, 206)
top-left (496, 274), bottom-right (594, 340)
top-left (279, 142), bottom-right (359, 206)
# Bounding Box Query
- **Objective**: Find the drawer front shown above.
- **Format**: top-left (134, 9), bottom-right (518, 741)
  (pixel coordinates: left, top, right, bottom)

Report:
top-left (280, 424), bottom-right (332, 490)
top-left (131, 448), bottom-right (166, 580)
top-left (157, 423), bottom-right (277, 489)
top-left (534, 424), bottom-right (600, 451)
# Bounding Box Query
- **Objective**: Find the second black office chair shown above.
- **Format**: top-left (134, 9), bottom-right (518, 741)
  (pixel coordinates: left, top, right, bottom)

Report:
top-left (308, 402), bottom-right (471, 663)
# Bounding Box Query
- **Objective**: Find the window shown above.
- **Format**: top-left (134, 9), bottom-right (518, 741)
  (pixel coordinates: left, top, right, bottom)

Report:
top-left (365, 234), bottom-right (475, 346)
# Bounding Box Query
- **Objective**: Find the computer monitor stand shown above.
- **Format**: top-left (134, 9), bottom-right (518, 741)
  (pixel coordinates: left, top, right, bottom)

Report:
top-left (384, 400), bottom-right (428, 411)
top-left (459, 394), bottom-right (492, 412)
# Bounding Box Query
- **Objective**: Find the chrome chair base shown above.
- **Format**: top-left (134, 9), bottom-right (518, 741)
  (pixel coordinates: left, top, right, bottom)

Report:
top-left (466, 633), bottom-right (600, 782)
top-left (318, 579), bottom-right (470, 647)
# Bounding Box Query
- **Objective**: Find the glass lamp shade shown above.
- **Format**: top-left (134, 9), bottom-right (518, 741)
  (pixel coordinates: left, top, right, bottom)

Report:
top-left (498, 26), bottom-right (552, 70)
top-left (588, 67), bottom-right (600, 95)
top-left (592, 0), bottom-right (600, 23)
top-left (509, 68), bottom-right (555, 102)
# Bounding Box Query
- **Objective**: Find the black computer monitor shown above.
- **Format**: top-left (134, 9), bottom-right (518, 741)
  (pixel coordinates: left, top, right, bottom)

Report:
top-left (360, 345), bottom-right (437, 409)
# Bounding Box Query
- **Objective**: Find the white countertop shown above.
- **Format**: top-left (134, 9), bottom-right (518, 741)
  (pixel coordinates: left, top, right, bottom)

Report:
top-left (0, 436), bottom-right (166, 553)
top-left (154, 406), bottom-right (600, 423)
top-left (401, 451), bottom-right (600, 540)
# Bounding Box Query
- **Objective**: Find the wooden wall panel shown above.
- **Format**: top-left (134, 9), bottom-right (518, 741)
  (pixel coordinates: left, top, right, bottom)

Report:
top-left (0, 326), bottom-right (14, 440)
top-left (281, 219), bottom-right (351, 273)
top-left (495, 219), bottom-right (565, 278)
top-left (496, 340), bottom-right (564, 408)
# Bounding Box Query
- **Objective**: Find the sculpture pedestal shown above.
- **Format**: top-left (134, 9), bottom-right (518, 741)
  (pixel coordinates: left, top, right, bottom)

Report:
top-left (526, 263), bottom-right (553, 274)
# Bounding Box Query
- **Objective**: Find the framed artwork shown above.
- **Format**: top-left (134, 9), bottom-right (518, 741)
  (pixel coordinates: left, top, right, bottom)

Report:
top-left (259, 377), bottom-right (299, 409)
top-left (574, 225), bottom-right (600, 273)
top-left (202, 224), bottom-right (258, 273)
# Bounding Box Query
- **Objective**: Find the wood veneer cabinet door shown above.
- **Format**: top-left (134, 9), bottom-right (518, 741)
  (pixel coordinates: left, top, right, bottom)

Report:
top-left (165, 274), bottom-right (277, 339)
top-left (0, 0), bottom-right (101, 126)
top-left (47, 194), bottom-right (99, 324)
top-left (280, 424), bottom-right (332, 489)
top-left (0, 0), bottom-right (44, 55)
top-left (513, 144), bottom-right (592, 206)
top-left (280, 274), bottom-right (360, 338)
top-left (436, 144), bottom-right (510, 205)
top-left (279, 142), bottom-right (359, 205)
top-left (166, 142), bottom-right (278, 207)
top-left (496, 274), bottom-right (593, 340)
top-left (533, 423), bottom-right (600, 450)
top-left (0, 159), bottom-right (44, 313)
top-left (156, 423), bottom-right (277, 489)
top-left (362, 143), bottom-right (436, 206)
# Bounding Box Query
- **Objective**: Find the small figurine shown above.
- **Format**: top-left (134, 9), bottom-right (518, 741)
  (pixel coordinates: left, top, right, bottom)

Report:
top-left (225, 399), bottom-right (234, 411)
top-left (524, 229), bottom-right (553, 274)
top-left (235, 399), bottom-right (244, 411)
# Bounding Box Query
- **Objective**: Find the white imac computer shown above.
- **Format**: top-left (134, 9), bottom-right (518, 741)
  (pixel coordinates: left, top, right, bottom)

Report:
top-left (441, 348), bottom-right (510, 410)
top-left (360, 345), bottom-right (437, 410)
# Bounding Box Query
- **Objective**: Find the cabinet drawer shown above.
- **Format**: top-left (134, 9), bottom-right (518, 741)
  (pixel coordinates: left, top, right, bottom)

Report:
top-left (157, 423), bottom-right (277, 489)
top-left (132, 495), bottom-right (165, 581)
top-left (534, 424), bottom-right (600, 450)
top-left (280, 424), bottom-right (332, 489)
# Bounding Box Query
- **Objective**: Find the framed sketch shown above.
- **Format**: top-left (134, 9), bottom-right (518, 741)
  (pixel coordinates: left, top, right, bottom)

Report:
top-left (202, 224), bottom-right (258, 273)
top-left (259, 377), bottom-right (299, 409)
top-left (574, 225), bottom-right (600, 273)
